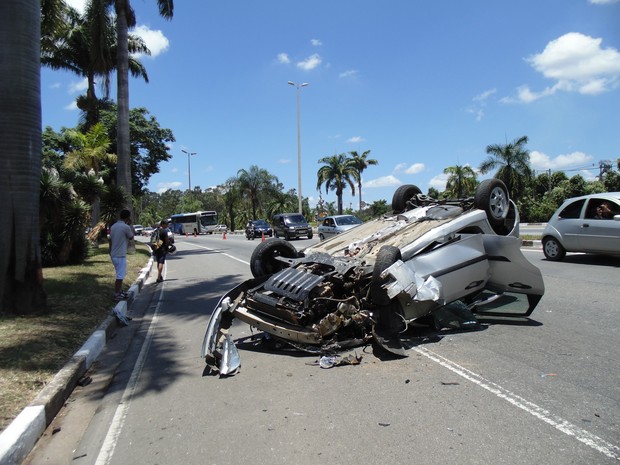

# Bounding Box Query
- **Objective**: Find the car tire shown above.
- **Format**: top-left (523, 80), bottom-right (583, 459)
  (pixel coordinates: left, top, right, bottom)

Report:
top-left (542, 236), bottom-right (566, 261)
top-left (474, 179), bottom-right (509, 226)
top-left (250, 239), bottom-right (299, 278)
top-left (284, 231), bottom-right (291, 241)
top-left (370, 245), bottom-right (402, 306)
top-left (392, 185), bottom-right (422, 213)
top-left (308, 231), bottom-right (313, 240)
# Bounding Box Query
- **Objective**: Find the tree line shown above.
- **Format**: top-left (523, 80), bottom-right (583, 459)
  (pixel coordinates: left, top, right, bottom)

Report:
top-left (2, 1), bottom-right (618, 314)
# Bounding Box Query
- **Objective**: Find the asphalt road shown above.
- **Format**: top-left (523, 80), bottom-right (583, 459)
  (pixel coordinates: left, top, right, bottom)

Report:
top-left (24, 233), bottom-right (620, 465)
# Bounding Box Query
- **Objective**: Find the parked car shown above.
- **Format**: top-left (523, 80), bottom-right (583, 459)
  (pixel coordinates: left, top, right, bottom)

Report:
top-left (542, 192), bottom-right (620, 261)
top-left (214, 224), bottom-right (228, 234)
top-left (272, 213), bottom-right (313, 240)
top-left (245, 220), bottom-right (272, 240)
top-left (318, 214), bottom-right (363, 240)
top-left (133, 224), bottom-right (144, 235)
top-left (201, 179), bottom-right (545, 376)
top-left (142, 226), bottom-right (155, 237)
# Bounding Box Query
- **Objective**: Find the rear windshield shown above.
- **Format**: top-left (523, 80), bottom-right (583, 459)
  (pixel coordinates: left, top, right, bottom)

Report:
top-left (284, 215), bottom-right (307, 225)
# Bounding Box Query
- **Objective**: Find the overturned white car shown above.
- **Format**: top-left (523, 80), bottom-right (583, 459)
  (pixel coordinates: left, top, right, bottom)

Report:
top-left (201, 179), bottom-right (545, 375)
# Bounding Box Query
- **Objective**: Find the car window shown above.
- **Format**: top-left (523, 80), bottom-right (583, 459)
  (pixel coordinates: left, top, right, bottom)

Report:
top-left (338, 216), bottom-right (362, 225)
top-left (284, 215), bottom-right (307, 225)
top-left (558, 199), bottom-right (585, 219)
top-left (322, 218), bottom-right (329, 226)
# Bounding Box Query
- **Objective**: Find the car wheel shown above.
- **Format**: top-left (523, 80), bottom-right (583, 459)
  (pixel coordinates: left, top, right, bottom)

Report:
top-left (474, 179), bottom-right (509, 226)
top-left (370, 245), bottom-right (402, 306)
top-left (250, 239), bottom-right (299, 278)
top-left (542, 236), bottom-right (566, 261)
top-left (284, 231), bottom-right (290, 241)
top-left (392, 185), bottom-right (422, 213)
top-left (308, 231), bottom-right (313, 240)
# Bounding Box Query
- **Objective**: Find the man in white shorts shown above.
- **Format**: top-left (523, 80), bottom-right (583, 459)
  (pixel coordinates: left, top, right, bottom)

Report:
top-left (109, 209), bottom-right (135, 300)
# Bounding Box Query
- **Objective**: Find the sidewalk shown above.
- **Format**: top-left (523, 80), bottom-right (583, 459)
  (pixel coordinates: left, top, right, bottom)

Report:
top-left (0, 257), bottom-right (154, 465)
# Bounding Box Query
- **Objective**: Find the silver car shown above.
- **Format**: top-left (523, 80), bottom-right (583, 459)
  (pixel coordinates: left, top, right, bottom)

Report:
top-left (202, 179), bottom-right (545, 376)
top-left (318, 214), bottom-right (363, 240)
top-left (542, 192), bottom-right (620, 261)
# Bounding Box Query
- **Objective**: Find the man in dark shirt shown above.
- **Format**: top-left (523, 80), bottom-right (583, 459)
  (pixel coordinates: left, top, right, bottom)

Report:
top-left (154, 219), bottom-right (172, 282)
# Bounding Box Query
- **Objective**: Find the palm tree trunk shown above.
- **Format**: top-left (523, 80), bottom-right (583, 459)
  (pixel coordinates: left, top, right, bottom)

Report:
top-left (0, 0), bottom-right (47, 313)
top-left (115, 0), bottom-right (132, 211)
top-left (358, 181), bottom-right (363, 212)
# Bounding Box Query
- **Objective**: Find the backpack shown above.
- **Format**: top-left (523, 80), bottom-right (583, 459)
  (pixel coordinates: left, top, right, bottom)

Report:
top-left (150, 228), bottom-right (164, 251)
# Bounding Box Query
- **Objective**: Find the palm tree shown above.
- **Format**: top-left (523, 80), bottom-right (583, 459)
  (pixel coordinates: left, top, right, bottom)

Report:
top-left (42, 0), bottom-right (150, 130)
top-left (479, 135), bottom-right (533, 199)
top-left (443, 164), bottom-right (477, 198)
top-left (348, 150), bottom-right (378, 211)
top-left (237, 165), bottom-right (277, 220)
top-left (316, 153), bottom-right (357, 215)
top-left (112, 0), bottom-right (174, 213)
top-left (64, 123), bottom-right (118, 226)
top-left (0, 0), bottom-right (47, 313)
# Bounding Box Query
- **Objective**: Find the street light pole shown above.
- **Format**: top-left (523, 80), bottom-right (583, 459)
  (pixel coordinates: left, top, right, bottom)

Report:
top-left (288, 81), bottom-right (308, 214)
top-left (181, 149), bottom-right (197, 191)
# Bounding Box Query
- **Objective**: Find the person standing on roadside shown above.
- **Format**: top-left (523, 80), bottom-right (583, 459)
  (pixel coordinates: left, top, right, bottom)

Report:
top-left (109, 209), bottom-right (135, 300)
top-left (154, 219), bottom-right (172, 283)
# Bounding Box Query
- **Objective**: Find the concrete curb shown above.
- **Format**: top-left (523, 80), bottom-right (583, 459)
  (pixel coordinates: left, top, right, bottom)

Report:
top-left (0, 256), bottom-right (154, 465)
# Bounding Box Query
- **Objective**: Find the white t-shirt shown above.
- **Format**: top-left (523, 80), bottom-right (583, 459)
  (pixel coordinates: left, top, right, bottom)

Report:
top-left (109, 220), bottom-right (134, 257)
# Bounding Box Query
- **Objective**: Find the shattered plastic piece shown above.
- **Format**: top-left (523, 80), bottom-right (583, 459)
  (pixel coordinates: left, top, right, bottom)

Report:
top-left (219, 333), bottom-right (241, 376)
top-left (319, 355), bottom-right (338, 369)
top-left (318, 353), bottom-right (362, 369)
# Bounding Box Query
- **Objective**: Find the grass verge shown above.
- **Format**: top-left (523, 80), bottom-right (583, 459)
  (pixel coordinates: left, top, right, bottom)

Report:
top-left (0, 242), bottom-right (151, 432)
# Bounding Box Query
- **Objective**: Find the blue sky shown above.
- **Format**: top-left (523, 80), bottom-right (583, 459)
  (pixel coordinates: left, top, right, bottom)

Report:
top-left (42, 0), bottom-right (620, 209)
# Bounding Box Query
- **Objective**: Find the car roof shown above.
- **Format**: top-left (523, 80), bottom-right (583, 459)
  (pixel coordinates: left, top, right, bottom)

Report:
top-left (560, 192), bottom-right (620, 203)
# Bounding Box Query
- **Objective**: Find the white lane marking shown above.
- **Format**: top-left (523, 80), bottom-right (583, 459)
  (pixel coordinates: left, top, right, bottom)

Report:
top-left (414, 346), bottom-right (620, 461)
top-left (94, 271), bottom-right (167, 465)
top-left (185, 242), bottom-right (250, 266)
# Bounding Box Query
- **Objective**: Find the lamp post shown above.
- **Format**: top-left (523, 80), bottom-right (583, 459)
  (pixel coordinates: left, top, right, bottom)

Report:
top-left (181, 149), bottom-right (197, 191)
top-left (288, 81), bottom-right (308, 214)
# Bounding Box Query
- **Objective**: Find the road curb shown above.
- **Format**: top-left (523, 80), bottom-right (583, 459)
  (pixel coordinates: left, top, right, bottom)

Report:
top-left (0, 255), bottom-right (154, 465)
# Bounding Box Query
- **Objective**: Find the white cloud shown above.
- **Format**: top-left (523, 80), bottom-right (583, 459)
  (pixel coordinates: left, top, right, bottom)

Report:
top-left (529, 150), bottom-right (595, 170)
top-left (339, 70), bottom-right (358, 78)
top-left (156, 181), bottom-right (182, 193)
top-left (68, 78), bottom-right (88, 94)
top-left (132, 25), bottom-right (169, 58)
top-left (297, 54), bottom-right (322, 71)
top-left (277, 53), bottom-right (290, 64)
top-left (404, 163), bottom-right (426, 174)
top-left (473, 88), bottom-right (497, 101)
top-left (506, 32), bottom-right (620, 102)
top-left (65, 0), bottom-right (86, 13)
top-left (311, 39), bottom-right (322, 46)
top-left (429, 173), bottom-right (449, 190)
top-left (279, 158), bottom-right (292, 164)
top-left (589, 0), bottom-right (620, 4)
top-left (393, 163), bottom-right (408, 172)
top-left (365, 175), bottom-right (402, 188)
top-left (347, 136), bottom-right (365, 143)
top-left (64, 100), bottom-right (78, 111)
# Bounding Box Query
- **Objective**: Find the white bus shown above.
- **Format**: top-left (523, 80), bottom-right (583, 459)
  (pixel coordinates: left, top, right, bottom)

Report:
top-left (170, 211), bottom-right (218, 235)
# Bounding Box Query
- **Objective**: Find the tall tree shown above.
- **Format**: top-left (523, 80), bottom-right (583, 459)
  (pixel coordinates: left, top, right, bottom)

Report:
top-left (0, 0), bottom-right (47, 313)
top-left (479, 135), bottom-right (533, 199)
top-left (348, 150), bottom-right (378, 211)
top-left (443, 164), bottom-right (477, 198)
top-left (113, 0), bottom-right (173, 213)
top-left (42, 0), bottom-right (149, 129)
top-left (237, 165), bottom-right (277, 220)
top-left (316, 153), bottom-right (356, 215)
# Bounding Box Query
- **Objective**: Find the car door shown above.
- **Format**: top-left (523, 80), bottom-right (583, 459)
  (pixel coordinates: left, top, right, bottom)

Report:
top-left (578, 198), bottom-right (620, 253)
top-left (323, 217), bottom-right (336, 238)
top-left (553, 199), bottom-right (586, 251)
